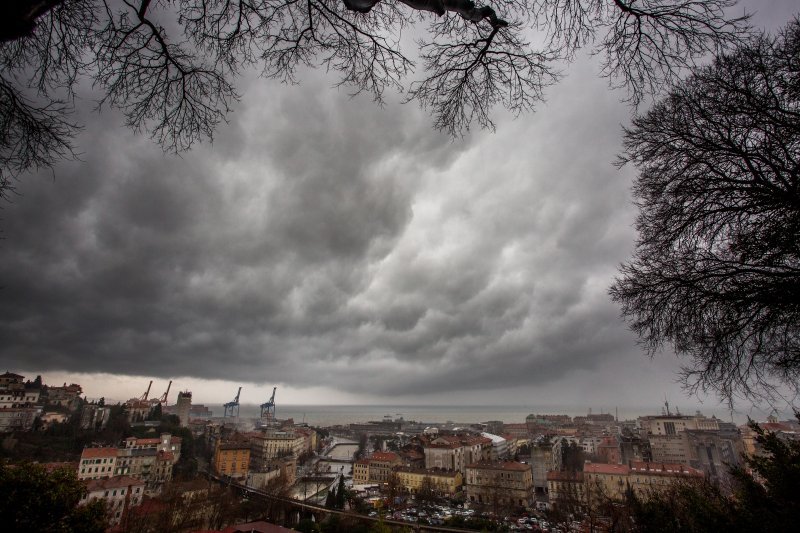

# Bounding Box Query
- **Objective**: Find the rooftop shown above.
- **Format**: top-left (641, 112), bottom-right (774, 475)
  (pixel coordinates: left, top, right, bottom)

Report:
top-left (629, 461), bottom-right (703, 476)
top-left (81, 447), bottom-right (119, 459)
top-left (370, 451), bottom-right (400, 462)
top-left (547, 471), bottom-right (584, 482)
top-left (467, 461), bottom-right (530, 472)
top-left (584, 463), bottom-right (630, 475)
top-left (85, 475), bottom-right (144, 492)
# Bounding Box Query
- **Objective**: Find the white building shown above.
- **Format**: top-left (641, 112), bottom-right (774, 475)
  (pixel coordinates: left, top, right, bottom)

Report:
top-left (480, 432), bottom-right (509, 460)
top-left (81, 475), bottom-right (145, 525)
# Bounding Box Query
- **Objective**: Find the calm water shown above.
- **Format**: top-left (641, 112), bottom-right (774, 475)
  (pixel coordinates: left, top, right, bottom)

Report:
top-left (199, 403), bottom-right (765, 426)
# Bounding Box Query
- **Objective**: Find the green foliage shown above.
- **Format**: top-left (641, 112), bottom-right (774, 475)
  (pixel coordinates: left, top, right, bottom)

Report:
top-left (297, 518), bottom-right (320, 533)
top-left (336, 475), bottom-right (347, 509)
top-left (0, 462), bottom-right (108, 533)
top-left (148, 403), bottom-right (163, 421)
top-left (416, 476), bottom-right (439, 508)
top-left (369, 517), bottom-right (392, 533)
top-left (355, 433), bottom-right (368, 460)
top-left (561, 441), bottom-right (585, 472)
top-left (320, 514), bottom-right (371, 533)
top-left (326, 487), bottom-right (337, 509)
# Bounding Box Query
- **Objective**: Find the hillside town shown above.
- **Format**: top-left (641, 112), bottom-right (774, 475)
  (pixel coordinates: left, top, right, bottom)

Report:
top-left (2, 370), bottom-right (798, 532)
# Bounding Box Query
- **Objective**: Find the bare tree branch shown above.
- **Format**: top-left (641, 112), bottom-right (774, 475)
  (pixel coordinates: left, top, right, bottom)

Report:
top-left (611, 19), bottom-right (800, 403)
top-left (0, 0), bottom-right (753, 179)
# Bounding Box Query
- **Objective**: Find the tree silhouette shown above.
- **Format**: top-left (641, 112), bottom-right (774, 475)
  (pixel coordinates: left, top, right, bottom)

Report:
top-left (1, 0), bottom-right (749, 184)
top-left (611, 18), bottom-right (800, 403)
top-left (0, 462), bottom-right (108, 533)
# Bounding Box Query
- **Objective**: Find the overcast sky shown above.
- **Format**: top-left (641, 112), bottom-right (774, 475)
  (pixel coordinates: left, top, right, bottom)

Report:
top-left (1, 1), bottom-right (796, 417)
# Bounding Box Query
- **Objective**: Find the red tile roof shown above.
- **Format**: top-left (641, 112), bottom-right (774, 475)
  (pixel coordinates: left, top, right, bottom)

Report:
top-left (370, 452), bottom-right (400, 462)
top-left (157, 451), bottom-right (175, 461)
top-left (629, 461), bottom-right (703, 476)
top-left (126, 437), bottom-right (162, 445)
top-left (584, 463), bottom-right (630, 475)
top-left (547, 471), bottom-right (584, 482)
top-left (81, 447), bottom-right (119, 459)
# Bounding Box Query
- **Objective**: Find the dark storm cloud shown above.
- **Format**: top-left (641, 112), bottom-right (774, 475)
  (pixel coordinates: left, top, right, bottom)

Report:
top-left (0, 57), bottom-right (643, 397)
top-left (9, 0), bottom-right (794, 401)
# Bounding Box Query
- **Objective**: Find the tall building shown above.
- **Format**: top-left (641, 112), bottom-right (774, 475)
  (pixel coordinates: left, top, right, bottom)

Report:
top-left (465, 461), bottom-right (534, 509)
top-left (176, 390), bottom-right (192, 428)
top-left (250, 429), bottom-right (305, 470)
top-left (214, 439), bottom-right (251, 480)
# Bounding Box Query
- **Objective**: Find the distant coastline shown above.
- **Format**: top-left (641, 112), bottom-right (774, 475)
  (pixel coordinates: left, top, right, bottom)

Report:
top-left (149, 403), bottom-right (787, 426)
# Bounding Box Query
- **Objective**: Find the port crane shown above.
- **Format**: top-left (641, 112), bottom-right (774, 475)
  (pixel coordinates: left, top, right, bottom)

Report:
top-left (224, 387), bottom-right (242, 418)
top-left (260, 387), bottom-right (277, 422)
top-left (138, 380), bottom-right (153, 401)
top-left (156, 380), bottom-right (172, 405)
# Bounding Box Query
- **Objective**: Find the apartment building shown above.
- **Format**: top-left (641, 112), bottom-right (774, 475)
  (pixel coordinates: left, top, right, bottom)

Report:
top-left (465, 461), bottom-right (534, 509)
top-left (79, 447), bottom-right (119, 480)
top-left (352, 451), bottom-right (403, 485)
top-left (424, 435), bottom-right (491, 473)
top-left (79, 434), bottom-right (181, 494)
top-left (547, 470), bottom-right (586, 509)
top-left (0, 406), bottom-right (41, 433)
top-left (583, 461), bottom-right (703, 504)
top-left (80, 475), bottom-right (145, 525)
top-left (214, 440), bottom-right (251, 480)
top-left (639, 413), bottom-right (720, 436)
top-left (395, 467), bottom-right (463, 497)
top-left (250, 430), bottom-right (305, 470)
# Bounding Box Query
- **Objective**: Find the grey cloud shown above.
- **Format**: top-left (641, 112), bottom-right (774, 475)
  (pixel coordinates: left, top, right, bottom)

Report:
top-left (7, 1), bottom-right (792, 403)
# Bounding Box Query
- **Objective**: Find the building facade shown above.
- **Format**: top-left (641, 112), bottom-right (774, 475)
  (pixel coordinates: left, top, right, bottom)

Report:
top-left (250, 430), bottom-right (305, 470)
top-left (214, 440), bottom-right (251, 480)
top-left (395, 467), bottom-right (463, 497)
top-left (79, 447), bottom-right (119, 480)
top-left (81, 475), bottom-right (145, 525)
top-left (465, 461), bottom-right (534, 509)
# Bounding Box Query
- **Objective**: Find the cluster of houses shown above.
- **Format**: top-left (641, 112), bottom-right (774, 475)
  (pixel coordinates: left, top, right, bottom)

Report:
top-left (343, 408), bottom-right (799, 513)
top-left (77, 433), bottom-right (182, 524)
top-left (0, 371), bottom-right (84, 432)
top-left (209, 423), bottom-right (318, 490)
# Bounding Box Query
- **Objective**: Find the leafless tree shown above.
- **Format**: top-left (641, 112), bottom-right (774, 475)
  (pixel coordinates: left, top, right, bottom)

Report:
top-left (1, 0), bottom-right (749, 185)
top-left (610, 19), bottom-right (800, 404)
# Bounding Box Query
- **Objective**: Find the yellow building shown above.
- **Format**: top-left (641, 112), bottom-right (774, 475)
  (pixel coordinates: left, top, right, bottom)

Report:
top-left (583, 461), bottom-right (703, 504)
top-left (352, 452), bottom-right (403, 485)
top-left (627, 461), bottom-right (703, 495)
top-left (214, 440), bottom-right (251, 480)
top-left (395, 467), bottom-right (463, 497)
top-left (353, 458), bottom-right (370, 485)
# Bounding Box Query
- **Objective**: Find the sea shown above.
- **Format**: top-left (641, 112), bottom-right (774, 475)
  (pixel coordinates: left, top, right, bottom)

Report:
top-left (197, 403), bottom-right (776, 426)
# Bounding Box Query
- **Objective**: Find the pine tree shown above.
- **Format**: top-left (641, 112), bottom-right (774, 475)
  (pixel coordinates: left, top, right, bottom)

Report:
top-left (325, 487), bottom-right (336, 509)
